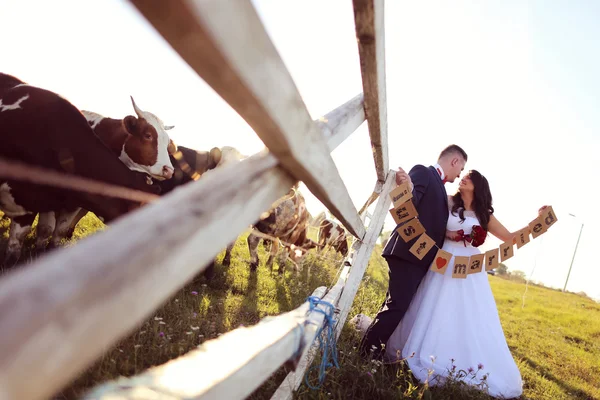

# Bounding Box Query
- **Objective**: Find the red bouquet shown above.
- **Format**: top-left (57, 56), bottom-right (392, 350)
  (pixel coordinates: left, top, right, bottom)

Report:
top-left (454, 225), bottom-right (487, 247)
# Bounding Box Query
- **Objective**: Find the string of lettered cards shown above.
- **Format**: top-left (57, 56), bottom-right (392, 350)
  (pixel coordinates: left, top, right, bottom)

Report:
top-left (388, 182), bottom-right (558, 279)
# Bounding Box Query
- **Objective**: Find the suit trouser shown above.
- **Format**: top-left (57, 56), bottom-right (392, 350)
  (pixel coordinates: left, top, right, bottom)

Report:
top-left (359, 255), bottom-right (428, 358)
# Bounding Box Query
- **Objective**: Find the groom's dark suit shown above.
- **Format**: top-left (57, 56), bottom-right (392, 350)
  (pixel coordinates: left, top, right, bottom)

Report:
top-left (360, 165), bottom-right (449, 358)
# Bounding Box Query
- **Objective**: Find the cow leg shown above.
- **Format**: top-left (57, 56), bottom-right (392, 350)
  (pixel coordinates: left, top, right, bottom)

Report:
top-left (222, 241), bottom-right (235, 267)
top-left (262, 239), bottom-right (271, 251)
top-left (35, 212), bottom-right (56, 251)
top-left (268, 239), bottom-right (281, 273)
top-left (248, 233), bottom-right (261, 271)
top-left (4, 214), bottom-right (35, 267)
top-left (48, 208), bottom-right (85, 250)
top-left (65, 208), bottom-right (88, 240)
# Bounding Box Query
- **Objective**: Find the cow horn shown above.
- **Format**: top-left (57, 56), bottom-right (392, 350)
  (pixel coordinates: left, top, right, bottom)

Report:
top-left (130, 96), bottom-right (144, 119)
top-left (209, 147), bottom-right (222, 169)
top-left (164, 125), bottom-right (175, 130)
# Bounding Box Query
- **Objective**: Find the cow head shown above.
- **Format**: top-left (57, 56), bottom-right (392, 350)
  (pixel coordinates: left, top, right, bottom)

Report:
top-left (121, 96), bottom-right (176, 181)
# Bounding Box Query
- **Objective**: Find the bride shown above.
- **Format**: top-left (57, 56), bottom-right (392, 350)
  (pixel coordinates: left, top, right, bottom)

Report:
top-left (357, 170), bottom-right (544, 398)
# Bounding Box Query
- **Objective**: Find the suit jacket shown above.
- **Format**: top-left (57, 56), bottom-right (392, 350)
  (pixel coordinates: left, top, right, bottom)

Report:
top-left (382, 165), bottom-right (449, 268)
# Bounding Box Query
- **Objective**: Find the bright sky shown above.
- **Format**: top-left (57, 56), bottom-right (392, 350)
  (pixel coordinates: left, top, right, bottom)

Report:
top-left (1, 1), bottom-right (598, 301)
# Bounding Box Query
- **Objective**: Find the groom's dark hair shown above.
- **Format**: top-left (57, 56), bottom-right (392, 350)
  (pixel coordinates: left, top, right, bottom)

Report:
top-left (438, 144), bottom-right (468, 161)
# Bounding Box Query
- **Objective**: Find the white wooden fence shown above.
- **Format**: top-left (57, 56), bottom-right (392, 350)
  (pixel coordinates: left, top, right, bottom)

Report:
top-left (0, 1), bottom-right (392, 399)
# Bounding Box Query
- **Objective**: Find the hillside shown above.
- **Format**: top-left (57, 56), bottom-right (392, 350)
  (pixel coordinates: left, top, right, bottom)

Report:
top-left (1, 212), bottom-right (599, 399)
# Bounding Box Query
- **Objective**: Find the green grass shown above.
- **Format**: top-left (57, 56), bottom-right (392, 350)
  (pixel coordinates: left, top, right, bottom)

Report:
top-left (1, 211), bottom-right (599, 400)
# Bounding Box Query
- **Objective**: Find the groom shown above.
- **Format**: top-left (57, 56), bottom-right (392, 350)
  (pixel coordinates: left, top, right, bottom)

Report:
top-left (359, 144), bottom-right (468, 359)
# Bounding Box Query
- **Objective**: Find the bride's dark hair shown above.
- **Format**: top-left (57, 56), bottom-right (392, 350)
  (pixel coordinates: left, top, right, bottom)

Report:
top-left (451, 170), bottom-right (494, 231)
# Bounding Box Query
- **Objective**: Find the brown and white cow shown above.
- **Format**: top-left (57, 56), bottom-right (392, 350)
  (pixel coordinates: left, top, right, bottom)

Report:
top-left (82, 99), bottom-right (176, 181)
top-left (318, 218), bottom-right (349, 257)
top-left (0, 72), bottom-right (160, 266)
top-left (30, 100), bottom-right (178, 252)
top-left (227, 184), bottom-right (319, 275)
top-left (34, 144), bottom-right (245, 254)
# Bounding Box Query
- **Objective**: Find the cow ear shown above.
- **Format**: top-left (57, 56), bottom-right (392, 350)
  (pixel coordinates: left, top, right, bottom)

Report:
top-left (209, 147), bottom-right (222, 168)
top-left (168, 139), bottom-right (177, 155)
top-left (123, 115), bottom-right (139, 136)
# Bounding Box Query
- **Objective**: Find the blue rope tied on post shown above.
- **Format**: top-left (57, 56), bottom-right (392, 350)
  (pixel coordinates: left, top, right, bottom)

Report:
top-left (304, 295), bottom-right (340, 390)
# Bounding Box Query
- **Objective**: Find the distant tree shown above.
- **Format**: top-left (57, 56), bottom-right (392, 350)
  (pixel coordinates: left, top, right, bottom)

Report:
top-left (496, 263), bottom-right (508, 275)
top-left (510, 270), bottom-right (527, 281)
top-left (379, 230), bottom-right (392, 248)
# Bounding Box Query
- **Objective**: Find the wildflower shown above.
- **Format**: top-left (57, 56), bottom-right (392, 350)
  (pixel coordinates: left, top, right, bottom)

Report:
top-left (159, 332), bottom-right (165, 337)
top-left (451, 365), bottom-right (456, 372)
top-left (367, 372), bottom-right (373, 377)
top-left (191, 291), bottom-right (198, 295)
top-left (371, 368), bottom-right (377, 374)
top-left (478, 363), bottom-right (484, 370)
top-left (430, 355), bottom-right (436, 363)
top-left (451, 358), bottom-right (455, 363)
top-left (468, 367), bottom-right (474, 374)
top-left (193, 313), bottom-right (198, 318)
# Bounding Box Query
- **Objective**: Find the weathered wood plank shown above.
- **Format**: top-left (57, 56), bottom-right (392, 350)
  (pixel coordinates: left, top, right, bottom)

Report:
top-left (335, 170), bottom-right (394, 339)
top-left (316, 94), bottom-right (365, 152)
top-left (0, 97), bottom-right (364, 400)
top-left (271, 267), bottom-right (350, 400)
top-left (353, 0), bottom-right (389, 183)
top-left (129, 0), bottom-right (365, 239)
top-left (84, 287), bottom-right (328, 400)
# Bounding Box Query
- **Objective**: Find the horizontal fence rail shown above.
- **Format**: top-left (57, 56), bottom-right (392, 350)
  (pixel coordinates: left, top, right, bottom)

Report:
top-left (83, 171), bottom-right (393, 400)
top-left (129, 0), bottom-right (365, 239)
top-left (84, 286), bottom-right (328, 400)
top-left (0, 95), bottom-right (366, 400)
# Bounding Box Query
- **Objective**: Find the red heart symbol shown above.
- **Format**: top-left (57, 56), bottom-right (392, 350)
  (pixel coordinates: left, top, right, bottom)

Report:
top-left (436, 257), bottom-right (447, 269)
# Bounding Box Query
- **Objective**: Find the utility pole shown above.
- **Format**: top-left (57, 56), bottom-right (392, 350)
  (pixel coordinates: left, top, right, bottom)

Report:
top-left (563, 214), bottom-right (584, 292)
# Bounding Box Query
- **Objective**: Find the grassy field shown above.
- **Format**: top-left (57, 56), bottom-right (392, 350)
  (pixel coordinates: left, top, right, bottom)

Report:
top-left (1, 211), bottom-right (599, 400)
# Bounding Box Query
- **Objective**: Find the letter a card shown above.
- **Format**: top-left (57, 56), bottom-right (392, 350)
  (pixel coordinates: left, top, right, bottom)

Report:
top-left (430, 248), bottom-right (452, 275)
top-left (468, 254), bottom-right (485, 274)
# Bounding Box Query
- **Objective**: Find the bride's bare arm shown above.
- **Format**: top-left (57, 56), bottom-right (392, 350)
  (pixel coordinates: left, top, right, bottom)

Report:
top-left (489, 205), bottom-right (550, 243)
top-left (488, 215), bottom-right (515, 243)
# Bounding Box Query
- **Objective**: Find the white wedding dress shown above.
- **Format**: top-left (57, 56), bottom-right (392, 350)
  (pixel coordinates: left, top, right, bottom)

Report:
top-left (383, 208), bottom-right (523, 399)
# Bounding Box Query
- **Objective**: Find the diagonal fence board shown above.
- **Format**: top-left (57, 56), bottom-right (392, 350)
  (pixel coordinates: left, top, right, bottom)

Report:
top-left (353, 0), bottom-right (389, 183)
top-left (129, 0), bottom-right (365, 239)
top-left (84, 286), bottom-right (328, 400)
top-left (335, 170), bottom-right (394, 340)
top-left (0, 96), bottom-right (364, 400)
top-left (271, 266), bottom-right (351, 400)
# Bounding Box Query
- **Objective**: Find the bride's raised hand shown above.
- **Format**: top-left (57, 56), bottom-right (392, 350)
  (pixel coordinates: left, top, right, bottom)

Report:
top-left (446, 229), bottom-right (462, 241)
top-left (538, 205), bottom-right (551, 215)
